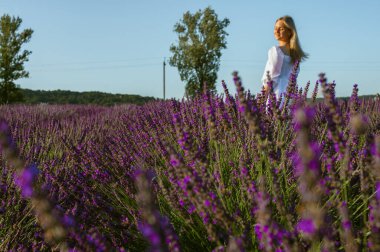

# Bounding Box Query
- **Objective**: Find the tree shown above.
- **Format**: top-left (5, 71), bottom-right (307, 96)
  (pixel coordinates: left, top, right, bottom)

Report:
top-left (0, 14), bottom-right (33, 104)
top-left (169, 7), bottom-right (230, 97)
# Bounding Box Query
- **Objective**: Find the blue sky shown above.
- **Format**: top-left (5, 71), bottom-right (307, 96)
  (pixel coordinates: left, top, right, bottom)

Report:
top-left (1, 0), bottom-right (379, 98)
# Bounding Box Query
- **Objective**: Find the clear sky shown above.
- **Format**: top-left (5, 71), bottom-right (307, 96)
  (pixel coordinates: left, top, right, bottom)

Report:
top-left (1, 0), bottom-right (379, 99)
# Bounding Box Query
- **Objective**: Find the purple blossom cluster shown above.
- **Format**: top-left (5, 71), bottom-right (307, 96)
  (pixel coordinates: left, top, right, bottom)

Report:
top-left (0, 71), bottom-right (379, 251)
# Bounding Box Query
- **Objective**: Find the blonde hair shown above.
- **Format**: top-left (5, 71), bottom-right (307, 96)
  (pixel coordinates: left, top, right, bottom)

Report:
top-left (276, 15), bottom-right (309, 64)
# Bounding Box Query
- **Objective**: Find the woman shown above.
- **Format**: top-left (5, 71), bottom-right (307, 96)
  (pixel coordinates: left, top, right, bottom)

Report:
top-left (261, 15), bottom-right (308, 104)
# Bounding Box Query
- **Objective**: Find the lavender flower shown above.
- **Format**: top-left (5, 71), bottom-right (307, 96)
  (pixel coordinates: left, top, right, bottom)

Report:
top-left (14, 164), bottom-right (39, 198)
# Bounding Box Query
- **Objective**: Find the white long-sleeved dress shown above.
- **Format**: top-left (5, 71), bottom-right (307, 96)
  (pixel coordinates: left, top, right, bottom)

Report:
top-left (261, 45), bottom-right (299, 101)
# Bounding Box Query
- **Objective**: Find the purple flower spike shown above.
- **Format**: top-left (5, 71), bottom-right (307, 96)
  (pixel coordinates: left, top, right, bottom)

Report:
top-left (238, 104), bottom-right (245, 113)
top-left (169, 155), bottom-right (180, 167)
top-left (187, 205), bottom-right (196, 214)
top-left (342, 220), bottom-right (351, 230)
top-left (297, 219), bottom-right (316, 235)
top-left (138, 223), bottom-right (161, 246)
top-left (204, 199), bottom-right (211, 207)
top-left (254, 225), bottom-right (263, 241)
top-left (376, 182), bottom-right (380, 200)
top-left (14, 164), bottom-right (40, 198)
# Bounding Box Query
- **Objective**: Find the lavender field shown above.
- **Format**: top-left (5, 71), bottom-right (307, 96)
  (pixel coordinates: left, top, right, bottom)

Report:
top-left (1, 71), bottom-right (380, 251)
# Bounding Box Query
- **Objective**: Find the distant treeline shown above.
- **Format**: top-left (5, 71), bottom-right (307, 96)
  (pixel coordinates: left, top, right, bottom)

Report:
top-left (314, 94), bottom-right (379, 102)
top-left (18, 88), bottom-right (379, 106)
top-left (21, 89), bottom-right (157, 106)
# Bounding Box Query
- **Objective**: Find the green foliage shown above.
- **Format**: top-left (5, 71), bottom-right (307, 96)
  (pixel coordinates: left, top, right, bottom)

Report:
top-left (21, 88), bottom-right (157, 105)
top-left (169, 7), bottom-right (230, 97)
top-left (0, 14), bottom-right (33, 104)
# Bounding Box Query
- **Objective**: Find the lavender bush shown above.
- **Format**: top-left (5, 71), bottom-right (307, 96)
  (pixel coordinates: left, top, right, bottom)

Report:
top-left (0, 70), bottom-right (379, 251)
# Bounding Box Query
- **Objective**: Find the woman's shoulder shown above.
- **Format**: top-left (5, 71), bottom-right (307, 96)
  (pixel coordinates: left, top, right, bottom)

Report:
top-left (267, 45), bottom-right (282, 59)
top-left (268, 45), bottom-right (284, 55)
top-left (268, 45), bottom-right (278, 52)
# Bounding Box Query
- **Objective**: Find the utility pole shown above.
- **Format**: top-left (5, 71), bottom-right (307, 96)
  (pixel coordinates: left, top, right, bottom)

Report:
top-left (163, 58), bottom-right (166, 100)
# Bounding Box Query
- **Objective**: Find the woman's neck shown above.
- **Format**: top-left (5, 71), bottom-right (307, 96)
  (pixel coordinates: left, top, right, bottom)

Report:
top-left (278, 42), bottom-right (290, 55)
top-left (278, 41), bottom-right (289, 47)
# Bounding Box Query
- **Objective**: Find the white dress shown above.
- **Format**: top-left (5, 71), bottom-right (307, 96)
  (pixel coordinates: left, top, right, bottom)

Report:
top-left (261, 45), bottom-right (300, 102)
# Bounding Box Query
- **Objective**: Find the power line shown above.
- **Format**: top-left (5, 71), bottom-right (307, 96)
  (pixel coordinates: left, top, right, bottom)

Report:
top-left (29, 63), bottom-right (162, 72)
top-left (28, 57), bottom-right (163, 67)
top-left (26, 57), bottom-right (380, 69)
top-left (23, 56), bottom-right (380, 74)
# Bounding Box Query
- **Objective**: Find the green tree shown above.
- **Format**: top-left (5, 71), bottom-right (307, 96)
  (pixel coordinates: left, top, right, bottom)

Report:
top-left (0, 14), bottom-right (33, 104)
top-left (169, 7), bottom-right (230, 97)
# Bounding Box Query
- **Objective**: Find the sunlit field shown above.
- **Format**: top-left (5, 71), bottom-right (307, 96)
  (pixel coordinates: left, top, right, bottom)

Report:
top-left (1, 71), bottom-right (380, 251)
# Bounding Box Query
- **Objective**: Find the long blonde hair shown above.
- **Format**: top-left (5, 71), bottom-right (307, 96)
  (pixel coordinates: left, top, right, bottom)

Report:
top-left (276, 16), bottom-right (309, 64)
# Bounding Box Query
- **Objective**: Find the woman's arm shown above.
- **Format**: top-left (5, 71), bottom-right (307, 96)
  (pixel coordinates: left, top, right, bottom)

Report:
top-left (261, 46), bottom-right (283, 91)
